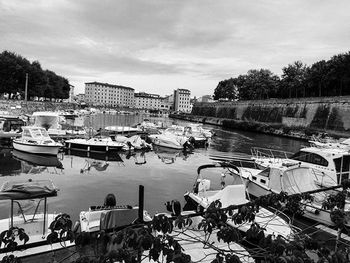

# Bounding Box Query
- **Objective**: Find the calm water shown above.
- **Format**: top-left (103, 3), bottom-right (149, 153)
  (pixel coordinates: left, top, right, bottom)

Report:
top-left (0, 114), bottom-right (305, 223)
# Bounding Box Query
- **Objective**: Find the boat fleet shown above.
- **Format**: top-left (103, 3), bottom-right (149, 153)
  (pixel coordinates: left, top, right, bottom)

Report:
top-left (0, 111), bottom-right (214, 156)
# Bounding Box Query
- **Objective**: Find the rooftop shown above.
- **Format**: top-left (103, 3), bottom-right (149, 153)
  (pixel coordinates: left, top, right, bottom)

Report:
top-left (85, 81), bottom-right (134, 91)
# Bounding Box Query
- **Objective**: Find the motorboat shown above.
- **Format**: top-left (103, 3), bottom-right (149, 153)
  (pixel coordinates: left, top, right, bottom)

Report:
top-left (148, 131), bottom-right (193, 150)
top-left (80, 205), bottom-right (151, 233)
top-left (114, 134), bottom-right (153, 151)
top-left (65, 136), bottom-right (124, 153)
top-left (184, 162), bottom-right (295, 239)
top-left (251, 146), bottom-right (350, 187)
top-left (238, 163), bottom-right (350, 227)
top-left (105, 126), bottom-right (142, 136)
top-left (0, 116), bottom-right (25, 139)
top-left (309, 137), bottom-right (350, 150)
top-left (0, 179), bottom-right (74, 259)
top-left (79, 191), bottom-right (151, 233)
top-left (165, 125), bottom-right (208, 147)
top-left (12, 126), bottom-right (63, 155)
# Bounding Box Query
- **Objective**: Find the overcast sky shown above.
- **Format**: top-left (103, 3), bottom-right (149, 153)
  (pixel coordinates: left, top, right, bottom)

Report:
top-left (1, 0), bottom-right (350, 97)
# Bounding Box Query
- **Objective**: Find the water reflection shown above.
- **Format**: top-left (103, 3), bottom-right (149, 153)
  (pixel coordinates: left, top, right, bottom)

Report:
top-left (0, 147), bottom-right (21, 176)
top-left (65, 150), bottom-right (124, 174)
top-left (153, 146), bottom-right (192, 164)
top-left (12, 150), bottom-right (64, 174)
top-left (120, 150), bottom-right (148, 165)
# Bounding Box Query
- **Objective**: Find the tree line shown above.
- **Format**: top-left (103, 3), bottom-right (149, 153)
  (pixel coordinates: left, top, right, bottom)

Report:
top-left (0, 51), bottom-right (70, 100)
top-left (214, 51), bottom-right (350, 101)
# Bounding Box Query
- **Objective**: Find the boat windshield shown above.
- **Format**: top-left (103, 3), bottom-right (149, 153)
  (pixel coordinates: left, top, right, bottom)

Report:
top-left (334, 155), bottom-right (350, 183)
top-left (31, 128), bottom-right (50, 138)
top-left (290, 151), bottom-right (329, 167)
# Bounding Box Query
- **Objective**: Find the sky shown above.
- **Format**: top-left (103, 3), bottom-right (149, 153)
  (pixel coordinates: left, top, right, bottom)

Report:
top-left (1, 0), bottom-right (350, 98)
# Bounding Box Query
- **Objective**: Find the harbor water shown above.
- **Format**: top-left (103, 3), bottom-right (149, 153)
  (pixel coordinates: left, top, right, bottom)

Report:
top-left (0, 114), bottom-right (304, 223)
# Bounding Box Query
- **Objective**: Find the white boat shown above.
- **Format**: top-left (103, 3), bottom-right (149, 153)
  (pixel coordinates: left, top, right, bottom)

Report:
top-left (0, 180), bottom-right (74, 259)
top-left (239, 164), bottom-right (350, 227)
top-left (114, 135), bottom-right (153, 151)
top-left (80, 204), bottom-right (152, 233)
top-left (65, 136), bottom-right (124, 152)
top-left (184, 162), bottom-right (295, 239)
top-left (105, 126), bottom-right (141, 135)
top-left (251, 146), bottom-right (350, 187)
top-left (148, 131), bottom-right (193, 150)
top-left (165, 125), bottom-right (208, 146)
top-left (13, 126), bottom-right (63, 155)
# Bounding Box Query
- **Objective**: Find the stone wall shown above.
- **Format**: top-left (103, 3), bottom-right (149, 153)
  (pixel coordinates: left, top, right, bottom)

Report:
top-left (191, 96), bottom-right (350, 137)
top-left (0, 99), bottom-right (78, 115)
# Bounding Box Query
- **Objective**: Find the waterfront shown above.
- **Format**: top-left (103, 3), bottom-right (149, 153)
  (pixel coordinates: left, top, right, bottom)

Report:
top-left (0, 114), bottom-right (304, 223)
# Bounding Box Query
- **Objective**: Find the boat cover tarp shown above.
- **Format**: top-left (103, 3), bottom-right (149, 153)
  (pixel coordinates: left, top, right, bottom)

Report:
top-left (269, 167), bottom-right (318, 194)
top-left (0, 180), bottom-right (58, 200)
top-left (34, 114), bottom-right (59, 130)
top-left (100, 208), bottom-right (138, 230)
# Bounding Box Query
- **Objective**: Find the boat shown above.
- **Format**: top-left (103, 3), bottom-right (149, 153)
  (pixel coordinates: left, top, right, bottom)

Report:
top-left (184, 162), bottom-right (295, 239)
top-left (0, 179), bottom-right (75, 259)
top-left (251, 146), bottom-right (350, 187)
top-left (114, 134), bottom-right (153, 151)
top-left (105, 126), bottom-right (142, 136)
top-left (165, 125), bottom-right (208, 147)
top-left (12, 126), bottom-right (63, 155)
top-left (148, 131), bottom-right (193, 150)
top-left (80, 204), bottom-right (151, 233)
top-left (65, 136), bottom-right (124, 153)
top-left (79, 191), bottom-right (152, 233)
top-left (238, 163), bottom-right (350, 227)
top-left (0, 116), bottom-right (25, 139)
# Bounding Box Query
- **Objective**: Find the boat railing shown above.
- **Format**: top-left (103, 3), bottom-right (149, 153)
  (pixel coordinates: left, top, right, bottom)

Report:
top-left (251, 147), bottom-right (293, 161)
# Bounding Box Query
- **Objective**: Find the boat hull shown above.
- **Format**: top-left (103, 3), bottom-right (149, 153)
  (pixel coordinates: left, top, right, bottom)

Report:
top-left (65, 139), bottom-right (123, 152)
top-left (13, 141), bottom-right (60, 155)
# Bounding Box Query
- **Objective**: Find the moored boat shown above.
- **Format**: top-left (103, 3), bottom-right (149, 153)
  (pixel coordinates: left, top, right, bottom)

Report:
top-left (0, 116), bottom-right (24, 139)
top-left (0, 179), bottom-right (75, 259)
top-left (12, 126), bottom-right (63, 155)
top-left (184, 162), bottom-right (295, 239)
top-left (65, 136), bottom-right (124, 152)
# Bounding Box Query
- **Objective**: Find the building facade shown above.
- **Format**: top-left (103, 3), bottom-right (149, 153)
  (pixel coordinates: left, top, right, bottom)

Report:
top-left (85, 82), bottom-right (134, 107)
top-left (173, 89), bottom-right (191, 113)
top-left (134, 92), bottom-right (161, 110)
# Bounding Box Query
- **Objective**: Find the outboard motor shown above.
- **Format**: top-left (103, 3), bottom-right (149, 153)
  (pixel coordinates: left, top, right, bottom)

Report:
top-left (165, 200), bottom-right (182, 216)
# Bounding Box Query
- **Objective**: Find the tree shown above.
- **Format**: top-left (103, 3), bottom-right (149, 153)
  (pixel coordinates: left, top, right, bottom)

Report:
top-left (213, 78), bottom-right (239, 100)
top-left (280, 61), bottom-right (308, 99)
top-left (237, 69), bottom-right (280, 100)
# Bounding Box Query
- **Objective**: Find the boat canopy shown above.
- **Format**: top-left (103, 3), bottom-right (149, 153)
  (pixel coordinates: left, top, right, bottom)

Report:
top-left (22, 126), bottom-right (50, 139)
top-left (0, 179), bottom-right (58, 200)
top-left (197, 162), bottom-right (240, 175)
top-left (268, 166), bottom-right (319, 194)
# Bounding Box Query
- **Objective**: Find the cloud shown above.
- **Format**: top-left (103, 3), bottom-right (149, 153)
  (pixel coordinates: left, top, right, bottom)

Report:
top-left (1, 0), bottom-right (350, 96)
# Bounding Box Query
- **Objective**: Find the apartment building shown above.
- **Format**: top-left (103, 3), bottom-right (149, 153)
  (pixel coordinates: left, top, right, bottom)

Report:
top-left (134, 92), bottom-right (161, 110)
top-left (85, 82), bottom-right (134, 107)
top-left (173, 88), bottom-right (191, 113)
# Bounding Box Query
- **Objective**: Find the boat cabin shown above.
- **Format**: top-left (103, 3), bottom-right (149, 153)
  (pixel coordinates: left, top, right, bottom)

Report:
top-left (290, 147), bottom-right (350, 185)
top-left (21, 126), bottom-right (53, 143)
